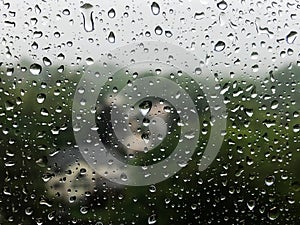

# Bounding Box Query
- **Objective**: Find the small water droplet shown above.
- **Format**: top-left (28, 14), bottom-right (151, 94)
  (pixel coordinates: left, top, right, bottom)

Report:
top-left (29, 63), bottom-right (42, 75)
top-left (108, 31), bottom-right (115, 43)
top-left (151, 2), bottom-right (160, 15)
top-left (214, 41), bottom-right (226, 52)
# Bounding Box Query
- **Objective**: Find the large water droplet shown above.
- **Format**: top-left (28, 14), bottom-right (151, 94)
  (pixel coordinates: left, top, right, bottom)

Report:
top-left (80, 3), bottom-right (94, 32)
top-left (154, 26), bottom-right (163, 35)
top-left (108, 8), bottom-right (116, 18)
top-left (217, 0), bottom-right (228, 10)
top-left (286, 31), bottom-right (297, 44)
top-left (141, 131), bottom-right (151, 144)
top-left (265, 175), bottom-right (275, 186)
top-left (29, 63), bottom-right (42, 75)
top-left (42, 57), bottom-right (52, 66)
top-left (268, 207), bottom-right (279, 220)
top-left (148, 214), bottom-right (157, 224)
top-left (139, 100), bottom-right (152, 116)
top-left (108, 31), bottom-right (115, 43)
top-left (151, 2), bottom-right (160, 15)
top-left (214, 41), bottom-right (226, 52)
top-left (37, 93), bottom-right (46, 104)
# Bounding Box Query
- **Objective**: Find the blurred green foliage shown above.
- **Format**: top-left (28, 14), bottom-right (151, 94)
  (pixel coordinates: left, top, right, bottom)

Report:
top-left (0, 60), bottom-right (299, 224)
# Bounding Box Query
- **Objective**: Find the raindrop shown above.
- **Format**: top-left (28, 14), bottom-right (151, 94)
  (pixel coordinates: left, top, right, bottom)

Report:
top-left (247, 200), bottom-right (255, 210)
top-left (149, 185), bottom-right (156, 193)
top-left (151, 2), bottom-right (160, 15)
top-left (148, 214), bottom-right (157, 224)
top-left (37, 93), bottom-right (46, 104)
top-left (120, 173), bottom-right (128, 181)
top-left (139, 100), bottom-right (152, 116)
top-left (154, 26), bottom-right (163, 35)
top-left (184, 131), bottom-right (195, 139)
top-left (286, 31), bottom-right (297, 44)
top-left (34, 4), bottom-right (41, 14)
top-left (42, 57), bottom-right (52, 66)
top-left (80, 3), bottom-right (94, 32)
top-left (217, 0), bottom-right (228, 10)
top-left (195, 67), bottom-right (202, 75)
top-left (108, 8), bottom-right (116, 18)
top-left (194, 12), bottom-right (205, 20)
top-left (293, 124), bottom-right (299, 133)
top-left (143, 118), bottom-right (150, 127)
top-left (271, 100), bottom-right (279, 109)
top-left (141, 131), bottom-right (151, 144)
top-left (31, 42), bottom-right (38, 49)
top-left (268, 207), bottom-right (279, 220)
top-left (214, 41), bottom-right (226, 52)
top-left (108, 31), bottom-right (115, 43)
top-left (165, 30), bottom-right (173, 38)
top-left (29, 63), bottom-right (42, 75)
top-left (62, 9), bottom-right (70, 15)
top-left (80, 206), bottom-right (88, 215)
top-left (265, 175), bottom-right (275, 186)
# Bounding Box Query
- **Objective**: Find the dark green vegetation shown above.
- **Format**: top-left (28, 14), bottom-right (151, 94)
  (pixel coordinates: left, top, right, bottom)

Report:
top-left (0, 60), bottom-right (299, 224)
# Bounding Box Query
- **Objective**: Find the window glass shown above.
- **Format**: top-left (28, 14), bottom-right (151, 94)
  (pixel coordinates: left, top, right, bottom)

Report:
top-left (0, 0), bottom-right (299, 224)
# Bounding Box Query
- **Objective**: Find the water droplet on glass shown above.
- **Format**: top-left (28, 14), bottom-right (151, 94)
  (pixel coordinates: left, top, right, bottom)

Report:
top-left (217, 0), bottom-right (228, 10)
top-left (194, 12), bottom-right (205, 20)
top-left (154, 26), bottom-right (163, 35)
top-left (29, 63), bottom-right (42, 75)
top-left (151, 2), bottom-right (160, 15)
top-left (184, 131), bottom-right (195, 139)
top-left (149, 185), bottom-right (156, 193)
top-left (271, 100), bottom-right (279, 109)
top-left (108, 8), bottom-right (116, 18)
top-left (268, 207), bottom-right (279, 220)
top-left (37, 93), bottom-right (46, 104)
top-left (265, 175), bottom-right (275, 186)
top-left (165, 30), bottom-right (173, 38)
top-left (42, 57), bottom-right (52, 66)
top-left (120, 173), bottom-right (128, 181)
top-left (141, 131), bottom-right (150, 144)
top-left (148, 214), bottom-right (157, 224)
top-left (139, 100), bottom-right (152, 116)
top-left (286, 31), bottom-right (297, 44)
top-left (195, 67), bottom-right (202, 75)
top-left (108, 31), bottom-right (115, 43)
top-left (214, 41), bottom-right (226, 52)
top-left (80, 3), bottom-right (94, 32)
top-left (247, 200), bottom-right (255, 210)
top-left (143, 118), bottom-right (150, 127)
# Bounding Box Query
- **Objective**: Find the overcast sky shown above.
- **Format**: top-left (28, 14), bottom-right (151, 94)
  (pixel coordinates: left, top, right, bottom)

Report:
top-left (0, 0), bottom-right (299, 78)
